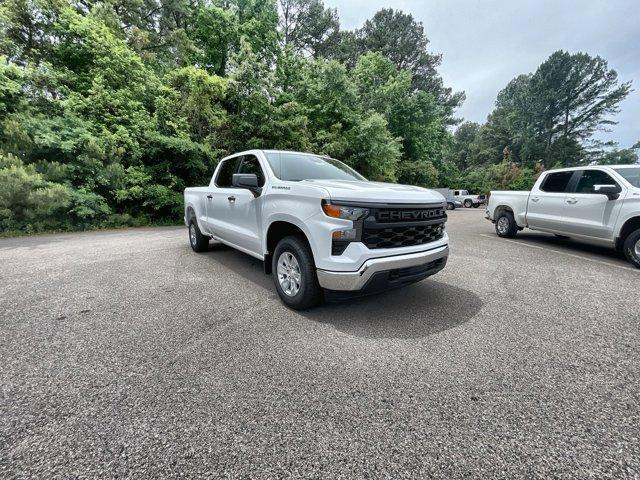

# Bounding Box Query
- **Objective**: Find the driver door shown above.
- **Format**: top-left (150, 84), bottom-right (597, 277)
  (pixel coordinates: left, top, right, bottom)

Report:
top-left (561, 169), bottom-right (625, 240)
top-left (215, 155), bottom-right (265, 255)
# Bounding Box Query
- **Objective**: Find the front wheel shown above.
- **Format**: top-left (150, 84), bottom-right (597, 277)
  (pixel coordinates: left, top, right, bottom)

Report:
top-left (189, 220), bottom-right (210, 252)
top-left (446, 202), bottom-right (455, 211)
top-left (623, 228), bottom-right (640, 269)
top-left (272, 236), bottom-right (322, 310)
top-left (464, 199), bottom-right (472, 208)
top-left (495, 211), bottom-right (518, 238)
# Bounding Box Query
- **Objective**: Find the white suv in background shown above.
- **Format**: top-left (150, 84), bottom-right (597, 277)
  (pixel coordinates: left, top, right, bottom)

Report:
top-left (486, 165), bottom-right (640, 268)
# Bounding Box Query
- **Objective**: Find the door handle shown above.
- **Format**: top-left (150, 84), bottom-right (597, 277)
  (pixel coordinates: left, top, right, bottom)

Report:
top-left (227, 196), bottom-right (236, 203)
top-left (530, 197), bottom-right (540, 202)
top-left (206, 195), bottom-right (213, 200)
top-left (566, 198), bottom-right (578, 205)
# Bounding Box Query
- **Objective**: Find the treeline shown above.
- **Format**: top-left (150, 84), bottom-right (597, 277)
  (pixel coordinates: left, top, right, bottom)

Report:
top-left (0, 0), bottom-right (635, 234)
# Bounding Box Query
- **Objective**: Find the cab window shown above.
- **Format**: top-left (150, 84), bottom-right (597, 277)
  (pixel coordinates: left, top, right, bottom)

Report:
top-left (215, 157), bottom-right (240, 188)
top-left (572, 170), bottom-right (618, 194)
top-left (237, 155), bottom-right (265, 187)
top-left (540, 171), bottom-right (573, 193)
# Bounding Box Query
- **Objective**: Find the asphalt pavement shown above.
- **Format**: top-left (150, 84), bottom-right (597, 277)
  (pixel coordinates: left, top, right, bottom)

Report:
top-left (1, 209), bottom-right (638, 479)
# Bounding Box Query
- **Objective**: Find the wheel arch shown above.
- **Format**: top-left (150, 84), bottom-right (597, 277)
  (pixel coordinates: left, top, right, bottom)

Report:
top-left (185, 205), bottom-right (196, 223)
top-left (264, 220), bottom-right (314, 274)
top-left (615, 216), bottom-right (640, 251)
top-left (493, 204), bottom-right (514, 219)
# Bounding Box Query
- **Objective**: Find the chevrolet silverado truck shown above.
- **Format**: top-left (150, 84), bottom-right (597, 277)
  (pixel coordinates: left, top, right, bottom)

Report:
top-left (184, 150), bottom-right (449, 309)
top-left (485, 165), bottom-right (640, 268)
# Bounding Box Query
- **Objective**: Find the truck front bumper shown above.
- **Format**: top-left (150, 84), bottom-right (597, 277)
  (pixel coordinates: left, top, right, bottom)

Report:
top-left (316, 244), bottom-right (449, 294)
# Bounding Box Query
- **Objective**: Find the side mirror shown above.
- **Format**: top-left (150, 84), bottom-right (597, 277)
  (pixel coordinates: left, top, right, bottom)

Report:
top-left (232, 173), bottom-right (261, 195)
top-left (593, 184), bottom-right (621, 200)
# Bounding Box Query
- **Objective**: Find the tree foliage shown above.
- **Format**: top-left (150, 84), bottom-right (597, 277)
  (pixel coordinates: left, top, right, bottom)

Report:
top-left (446, 50), bottom-right (634, 193)
top-left (0, 0), bottom-right (634, 234)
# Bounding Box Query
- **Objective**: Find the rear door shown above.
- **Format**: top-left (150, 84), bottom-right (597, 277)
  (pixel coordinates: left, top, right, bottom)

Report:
top-left (561, 168), bottom-right (625, 240)
top-left (526, 171), bottom-right (574, 231)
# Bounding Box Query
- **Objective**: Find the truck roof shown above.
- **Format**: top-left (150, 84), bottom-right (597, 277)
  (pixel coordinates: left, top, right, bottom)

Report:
top-left (543, 164), bottom-right (640, 173)
top-left (220, 149), bottom-right (329, 162)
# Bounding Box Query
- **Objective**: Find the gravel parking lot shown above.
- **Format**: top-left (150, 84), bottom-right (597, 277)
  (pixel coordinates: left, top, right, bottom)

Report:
top-left (1, 209), bottom-right (638, 479)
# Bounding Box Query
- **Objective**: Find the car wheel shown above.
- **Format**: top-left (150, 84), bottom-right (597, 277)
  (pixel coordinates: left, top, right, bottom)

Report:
top-left (189, 219), bottom-right (210, 252)
top-left (464, 199), bottom-right (472, 208)
top-left (495, 211), bottom-right (518, 238)
top-left (272, 236), bottom-right (322, 309)
top-left (623, 228), bottom-right (640, 269)
top-left (446, 202), bottom-right (455, 211)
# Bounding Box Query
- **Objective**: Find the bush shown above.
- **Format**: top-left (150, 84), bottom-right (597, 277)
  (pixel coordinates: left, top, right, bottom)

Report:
top-left (0, 154), bottom-right (73, 232)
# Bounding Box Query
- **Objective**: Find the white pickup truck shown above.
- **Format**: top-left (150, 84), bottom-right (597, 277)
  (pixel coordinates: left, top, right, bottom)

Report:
top-left (485, 165), bottom-right (640, 268)
top-left (184, 150), bottom-right (449, 309)
top-left (453, 189), bottom-right (482, 208)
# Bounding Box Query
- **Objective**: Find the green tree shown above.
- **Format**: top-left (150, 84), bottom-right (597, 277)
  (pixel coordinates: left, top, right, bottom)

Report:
top-left (481, 51), bottom-right (632, 168)
top-left (279, 0), bottom-right (339, 58)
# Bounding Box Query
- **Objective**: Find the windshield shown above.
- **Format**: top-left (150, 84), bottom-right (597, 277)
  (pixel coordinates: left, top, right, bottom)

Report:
top-left (265, 152), bottom-right (366, 182)
top-left (613, 166), bottom-right (640, 188)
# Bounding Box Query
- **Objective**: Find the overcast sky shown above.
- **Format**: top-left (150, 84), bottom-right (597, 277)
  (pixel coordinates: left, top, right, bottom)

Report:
top-left (325, 0), bottom-right (639, 148)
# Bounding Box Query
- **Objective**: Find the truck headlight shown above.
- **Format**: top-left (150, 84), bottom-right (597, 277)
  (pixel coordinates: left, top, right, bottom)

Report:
top-left (321, 202), bottom-right (369, 221)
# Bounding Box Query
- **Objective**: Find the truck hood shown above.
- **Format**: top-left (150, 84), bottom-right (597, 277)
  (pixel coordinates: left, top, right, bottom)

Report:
top-left (301, 179), bottom-right (445, 205)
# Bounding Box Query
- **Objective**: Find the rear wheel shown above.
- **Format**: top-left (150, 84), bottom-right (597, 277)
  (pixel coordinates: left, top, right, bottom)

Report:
top-left (623, 228), bottom-right (640, 269)
top-left (446, 202), bottom-right (455, 211)
top-left (272, 236), bottom-right (322, 310)
top-left (189, 219), bottom-right (209, 252)
top-left (464, 199), bottom-right (472, 208)
top-left (495, 211), bottom-right (518, 238)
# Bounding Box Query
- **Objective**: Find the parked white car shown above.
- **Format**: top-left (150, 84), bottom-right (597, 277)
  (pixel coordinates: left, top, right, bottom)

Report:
top-left (184, 150), bottom-right (449, 308)
top-left (453, 189), bottom-right (481, 208)
top-left (485, 165), bottom-right (640, 268)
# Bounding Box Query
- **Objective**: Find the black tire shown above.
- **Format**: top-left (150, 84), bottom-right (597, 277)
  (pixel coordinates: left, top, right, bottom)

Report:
top-left (623, 228), bottom-right (640, 269)
top-left (472, 203), bottom-right (479, 208)
top-left (495, 211), bottom-right (518, 238)
top-left (464, 199), bottom-right (472, 208)
top-left (446, 202), bottom-right (455, 211)
top-left (188, 219), bottom-right (209, 252)
top-left (272, 236), bottom-right (322, 310)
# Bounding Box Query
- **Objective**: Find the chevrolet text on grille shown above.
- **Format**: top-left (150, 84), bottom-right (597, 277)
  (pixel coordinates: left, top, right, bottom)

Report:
top-left (377, 209), bottom-right (444, 221)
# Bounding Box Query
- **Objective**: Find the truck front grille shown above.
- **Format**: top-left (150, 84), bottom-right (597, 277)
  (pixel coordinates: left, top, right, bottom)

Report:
top-left (361, 205), bottom-right (446, 250)
top-left (362, 223), bottom-right (445, 249)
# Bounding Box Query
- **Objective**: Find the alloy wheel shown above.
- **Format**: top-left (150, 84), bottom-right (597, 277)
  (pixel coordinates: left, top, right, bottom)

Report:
top-left (497, 216), bottom-right (510, 235)
top-left (190, 224), bottom-right (197, 246)
top-left (277, 252), bottom-right (301, 297)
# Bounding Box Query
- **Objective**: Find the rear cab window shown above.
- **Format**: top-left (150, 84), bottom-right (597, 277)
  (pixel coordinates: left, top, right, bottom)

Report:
top-left (539, 171), bottom-right (574, 193)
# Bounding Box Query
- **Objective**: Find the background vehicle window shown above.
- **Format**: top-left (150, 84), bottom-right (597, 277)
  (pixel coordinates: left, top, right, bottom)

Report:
top-left (540, 171), bottom-right (574, 192)
top-left (573, 170), bottom-right (617, 193)
top-left (215, 158), bottom-right (239, 187)
top-left (237, 155), bottom-right (265, 187)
